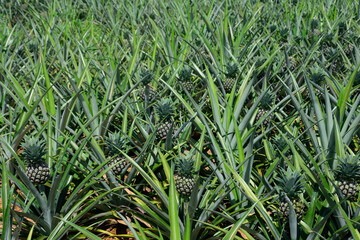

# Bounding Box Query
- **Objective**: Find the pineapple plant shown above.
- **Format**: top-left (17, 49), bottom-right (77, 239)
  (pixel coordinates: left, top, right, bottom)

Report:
top-left (106, 131), bottom-right (128, 176)
top-left (155, 98), bottom-right (174, 139)
top-left (179, 67), bottom-right (194, 92)
top-left (175, 155), bottom-right (196, 196)
top-left (22, 136), bottom-right (50, 184)
top-left (138, 70), bottom-right (155, 101)
top-left (275, 168), bottom-right (305, 219)
top-left (256, 92), bottom-right (275, 127)
top-left (333, 155), bottom-right (360, 201)
top-left (223, 63), bottom-right (238, 93)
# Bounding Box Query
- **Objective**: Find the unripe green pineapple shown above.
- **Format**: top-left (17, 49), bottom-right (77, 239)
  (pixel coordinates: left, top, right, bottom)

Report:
top-left (223, 63), bottom-right (238, 93)
top-left (138, 70), bottom-right (155, 101)
top-left (351, 70), bottom-right (360, 98)
top-left (338, 21), bottom-right (347, 36)
top-left (344, 43), bottom-right (354, 56)
top-left (333, 155), bottom-right (360, 201)
top-left (307, 19), bottom-right (320, 42)
top-left (175, 155), bottom-right (196, 196)
top-left (326, 47), bottom-right (343, 72)
top-left (282, 56), bottom-right (298, 72)
top-left (106, 132), bottom-right (128, 176)
top-left (22, 136), bottom-right (50, 184)
top-left (256, 92), bottom-right (275, 127)
top-left (273, 135), bottom-right (291, 169)
top-left (304, 67), bottom-right (326, 99)
top-left (156, 98), bottom-right (174, 139)
top-left (275, 168), bottom-right (305, 219)
top-left (179, 67), bottom-right (193, 92)
top-left (255, 57), bottom-right (266, 79)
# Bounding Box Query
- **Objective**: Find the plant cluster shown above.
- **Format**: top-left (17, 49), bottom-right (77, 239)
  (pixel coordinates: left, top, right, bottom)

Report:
top-left (2, 0), bottom-right (360, 239)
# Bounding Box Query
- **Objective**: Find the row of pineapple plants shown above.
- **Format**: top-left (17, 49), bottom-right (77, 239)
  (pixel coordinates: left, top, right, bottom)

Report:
top-left (2, 0), bottom-right (360, 239)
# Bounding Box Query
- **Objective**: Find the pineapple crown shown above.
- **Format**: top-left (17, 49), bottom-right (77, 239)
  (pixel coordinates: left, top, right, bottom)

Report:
top-left (275, 168), bottom-right (304, 200)
top-left (338, 21), bottom-right (347, 34)
top-left (309, 68), bottom-right (325, 85)
top-left (179, 67), bottom-right (192, 82)
top-left (255, 57), bottom-right (266, 69)
top-left (323, 32), bottom-right (334, 43)
top-left (279, 27), bottom-right (289, 38)
top-left (259, 92), bottom-right (275, 109)
top-left (354, 71), bottom-right (360, 86)
top-left (273, 135), bottom-right (287, 151)
top-left (175, 154), bottom-right (195, 177)
top-left (269, 24), bottom-right (277, 32)
top-left (140, 70), bottom-right (154, 86)
top-left (156, 98), bottom-right (174, 120)
top-left (334, 155), bottom-right (360, 181)
top-left (326, 47), bottom-right (338, 59)
top-left (310, 19), bottom-right (319, 30)
top-left (225, 63), bottom-right (238, 78)
top-left (22, 136), bottom-right (46, 164)
top-left (106, 131), bottom-right (126, 155)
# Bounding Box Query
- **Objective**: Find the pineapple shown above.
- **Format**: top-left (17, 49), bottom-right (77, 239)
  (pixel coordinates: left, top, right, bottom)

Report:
top-left (179, 67), bottom-right (193, 92)
top-left (223, 63), bottom-right (238, 93)
top-left (307, 19), bottom-right (320, 42)
top-left (304, 67), bottom-right (326, 99)
top-left (156, 98), bottom-right (174, 139)
top-left (344, 43), bottom-right (354, 57)
top-left (282, 56), bottom-right (298, 72)
top-left (106, 132), bottom-right (128, 176)
top-left (326, 47), bottom-right (342, 72)
top-left (333, 155), bottom-right (360, 201)
top-left (175, 155), bottom-right (196, 196)
top-left (273, 135), bottom-right (291, 169)
top-left (351, 70), bottom-right (360, 98)
top-left (275, 168), bottom-right (305, 219)
top-left (256, 92), bottom-right (275, 127)
top-left (255, 57), bottom-right (266, 80)
top-left (22, 136), bottom-right (50, 184)
top-left (138, 70), bottom-right (155, 101)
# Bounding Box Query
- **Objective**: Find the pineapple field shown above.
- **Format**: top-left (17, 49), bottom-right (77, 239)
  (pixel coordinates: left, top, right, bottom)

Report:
top-left (2, 0), bottom-right (360, 239)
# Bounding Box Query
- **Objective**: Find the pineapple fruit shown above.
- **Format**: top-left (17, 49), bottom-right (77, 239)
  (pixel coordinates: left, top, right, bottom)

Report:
top-left (22, 136), bottom-right (50, 184)
top-left (333, 155), bottom-right (360, 201)
top-left (175, 155), bottom-right (196, 196)
top-left (273, 135), bottom-right (291, 169)
top-left (304, 67), bottom-right (325, 99)
top-left (155, 98), bottom-right (174, 139)
top-left (223, 63), bottom-right (238, 93)
top-left (275, 168), bottom-right (305, 219)
top-left (256, 92), bottom-right (275, 127)
top-left (106, 131), bottom-right (128, 176)
top-left (307, 19), bottom-right (320, 42)
top-left (138, 70), bottom-right (155, 101)
top-left (179, 67), bottom-right (193, 92)
top-left (255, 57), bottom-right (266, 80)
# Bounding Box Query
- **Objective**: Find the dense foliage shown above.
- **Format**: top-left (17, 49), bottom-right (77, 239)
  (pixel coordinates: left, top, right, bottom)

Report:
top-left (1, 0), bottom-right (360, 239)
